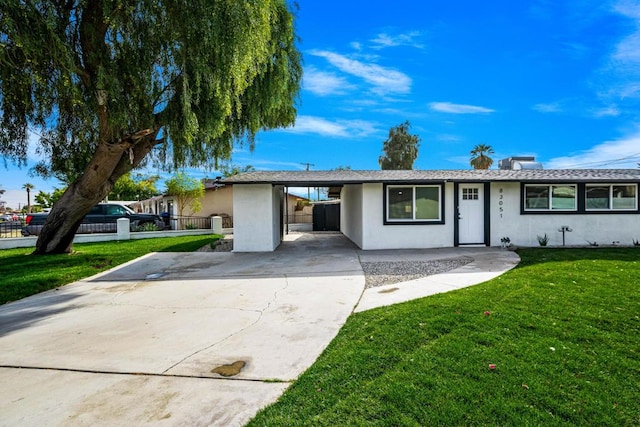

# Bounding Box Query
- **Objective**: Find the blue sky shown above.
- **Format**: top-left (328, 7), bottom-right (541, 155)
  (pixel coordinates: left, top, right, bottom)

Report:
top-left (2, 0), bottom-right (640, 208)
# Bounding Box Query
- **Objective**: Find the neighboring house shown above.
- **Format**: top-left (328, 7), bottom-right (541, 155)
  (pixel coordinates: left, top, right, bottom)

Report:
top-left (130, 180), bottom-right (309, 229)
top-left (224, 167), bottom-right (640, 252)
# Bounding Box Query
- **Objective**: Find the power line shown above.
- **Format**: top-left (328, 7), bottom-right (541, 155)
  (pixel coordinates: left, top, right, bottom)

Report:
top-left (552, 152), bottom-right (640, 169)
top-left (300, 163), bottom-right (314, 199)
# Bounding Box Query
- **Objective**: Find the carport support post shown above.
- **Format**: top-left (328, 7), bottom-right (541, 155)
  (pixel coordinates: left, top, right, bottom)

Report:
top-left (285, 186), bottom-right (289, 235)
top-left (117, 218), bottom-right (130, 241)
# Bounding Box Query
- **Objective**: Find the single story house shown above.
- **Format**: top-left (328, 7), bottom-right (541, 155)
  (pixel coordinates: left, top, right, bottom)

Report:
top-left (223, 168), bottom-right (640, 252)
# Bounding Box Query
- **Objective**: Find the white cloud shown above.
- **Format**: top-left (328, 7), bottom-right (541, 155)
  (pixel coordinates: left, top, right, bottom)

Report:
top-left (429, 102), bottom-right (495, 114)
top-left (546, 129), bottom-right (640, 168)
top-left (599, 1), bottom-right (640, 99)
top-left (437, 134), bottom-right (462, 142)
top-left (303, 66), bottom-right (354, 96)
top-left (308, 50), bottom-right (411, 96)
top-left (282, 115), bottom-right (378, 138)
top-left (370, 31), bottom-right (424, 50)
top-left (592, 105), bottom-right (620, 117)
top-left (533, 102), bottom-right (563, 113)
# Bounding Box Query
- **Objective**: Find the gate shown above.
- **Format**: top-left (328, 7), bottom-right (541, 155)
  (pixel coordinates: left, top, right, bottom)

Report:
top-left (312, 203), bottom-right (340, 231)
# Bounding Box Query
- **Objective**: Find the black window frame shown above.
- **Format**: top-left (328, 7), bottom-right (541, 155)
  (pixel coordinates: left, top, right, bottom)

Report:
top-left (523, 184), bottom-right (577, 212)
top-left (585, 184), bottom-right (638, 212)
top-left (383, 183), bottom-right (445, 225)
top-left (520, 182), bottom-right (640, 215)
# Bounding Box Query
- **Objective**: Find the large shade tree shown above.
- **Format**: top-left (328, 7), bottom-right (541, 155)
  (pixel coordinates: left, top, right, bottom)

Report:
top-left (378, 121), bottom-right (420, 170)
top-left (0, 0), bottom-right (302, 254)
top-left (470, 144), bottom-right (495, 170)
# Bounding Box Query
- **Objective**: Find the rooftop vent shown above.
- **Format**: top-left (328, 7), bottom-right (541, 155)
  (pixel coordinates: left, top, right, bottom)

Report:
top-left (498, 156), bottom-right (543, 170)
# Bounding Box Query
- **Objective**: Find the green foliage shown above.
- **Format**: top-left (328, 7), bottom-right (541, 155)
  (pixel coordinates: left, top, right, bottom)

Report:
top-left (164, 172), bottom-right (205, 216)
top-left (537, 233), bottom-right (549, 246)
top-left (133, 222), bottom-right (161, 232)
top-left (470, 144), bottom-right (495, 170)
top-left (108, 173), bottom-right (160, 201)
top-left (0, 0), bottom-right (302, 177)
top-left (249, 248), bottom-right (640, 426)
top-left (379, 121), bottom-right (420, 170)
top-left (219, 163), bottom-right (256, 177)
top-left (33, 187), bottom-right (65, 208)
top-left (0, 235), bottom-right (222, 304)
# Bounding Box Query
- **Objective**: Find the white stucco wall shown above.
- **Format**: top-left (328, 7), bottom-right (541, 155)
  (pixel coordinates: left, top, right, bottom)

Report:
top-left (233, 184), bottom-right (281, 251)
top-left (340, 184), bottom-right (363, 248)
top-left (489, 182), bottom-right (640, 246)
top-left (359, 183), bottom-right (455, 250)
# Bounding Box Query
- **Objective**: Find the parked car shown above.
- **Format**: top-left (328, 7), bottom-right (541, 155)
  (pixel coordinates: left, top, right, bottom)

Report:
top-left (0, 214), bottom-right (19, 222)
top-left (22, 203), bottom-right (166, 236)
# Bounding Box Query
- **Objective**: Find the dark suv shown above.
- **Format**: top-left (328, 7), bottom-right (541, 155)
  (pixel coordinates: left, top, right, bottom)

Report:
top-left (22, 203), bottom-right (166, 236)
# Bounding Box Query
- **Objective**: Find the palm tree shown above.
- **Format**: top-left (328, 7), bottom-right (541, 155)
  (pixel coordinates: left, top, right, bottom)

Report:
top-left (470, 144), bottom-right (495, 170)
top-left (22, 183), bottom-right (35, 213)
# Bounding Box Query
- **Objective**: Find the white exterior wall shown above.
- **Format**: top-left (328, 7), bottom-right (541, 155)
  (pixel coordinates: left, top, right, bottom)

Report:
top-left (359, 183), bottom-right (455, 250)
top-left (340, 184), bottom-right (363, 248)
top-left (233, 184), bottom-right (281, 252)
top-left (489, 182), bottom-right (640, 246)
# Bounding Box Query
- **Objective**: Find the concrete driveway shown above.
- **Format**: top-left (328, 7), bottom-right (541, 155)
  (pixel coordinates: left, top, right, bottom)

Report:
top-left (0, 233), bottom-right (364, 426)
top-left (0, 233), bottom-right (520, 426)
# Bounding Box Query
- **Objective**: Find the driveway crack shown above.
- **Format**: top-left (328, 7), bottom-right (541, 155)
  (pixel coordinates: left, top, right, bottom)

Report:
top-left (160, 276), bottom-right (290, 375)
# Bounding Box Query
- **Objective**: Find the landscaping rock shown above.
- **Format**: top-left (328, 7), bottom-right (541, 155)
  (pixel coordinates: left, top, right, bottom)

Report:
top-left (361, 257), bottom-right (473, 288)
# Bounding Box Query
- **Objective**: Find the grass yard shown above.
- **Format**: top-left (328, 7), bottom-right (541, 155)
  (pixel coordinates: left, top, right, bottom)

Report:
top-left (249, 248), bottom-right (640, 426)
top-left (0, 235), bottom-right (221, 305)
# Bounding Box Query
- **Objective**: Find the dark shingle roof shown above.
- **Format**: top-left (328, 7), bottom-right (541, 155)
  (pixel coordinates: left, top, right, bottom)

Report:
top-left (223, 169), bottom-right (640, 185)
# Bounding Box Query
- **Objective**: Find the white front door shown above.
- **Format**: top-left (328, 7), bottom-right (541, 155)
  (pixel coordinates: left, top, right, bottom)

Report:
top-left (459, 184), bottom-right (485, 244)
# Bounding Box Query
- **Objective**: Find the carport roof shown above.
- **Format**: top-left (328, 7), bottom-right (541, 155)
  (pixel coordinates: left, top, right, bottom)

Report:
top-left (222, 169), bottom-right (640, 186)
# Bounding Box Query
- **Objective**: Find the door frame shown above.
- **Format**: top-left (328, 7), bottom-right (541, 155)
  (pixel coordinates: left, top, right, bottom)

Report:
top-left (453, 182), bottom-right (491, 246)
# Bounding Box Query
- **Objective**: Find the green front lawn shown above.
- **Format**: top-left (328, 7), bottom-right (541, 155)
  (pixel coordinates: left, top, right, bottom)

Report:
top-left (0, 235), bottom-right (221, 305)
top-left (249, 248), bottom-right (640, 426)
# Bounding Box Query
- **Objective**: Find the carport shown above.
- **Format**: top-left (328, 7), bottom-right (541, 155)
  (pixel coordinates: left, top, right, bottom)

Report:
top-left (225, 171), bottom-right (352, 252)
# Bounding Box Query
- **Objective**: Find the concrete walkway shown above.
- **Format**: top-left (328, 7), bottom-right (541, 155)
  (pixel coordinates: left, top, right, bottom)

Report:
top-left (0, 233), bottom-right (519, 426)
top-left (355, 247), bottom-right (520, 312)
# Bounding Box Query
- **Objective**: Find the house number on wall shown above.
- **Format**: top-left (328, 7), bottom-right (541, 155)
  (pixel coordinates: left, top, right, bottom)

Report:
top-left (499, 188), bottom-right (504, 219)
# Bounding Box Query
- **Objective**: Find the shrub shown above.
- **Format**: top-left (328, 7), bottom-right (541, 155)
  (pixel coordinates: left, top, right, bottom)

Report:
top-left (536, 233), bottom-right (549, 246)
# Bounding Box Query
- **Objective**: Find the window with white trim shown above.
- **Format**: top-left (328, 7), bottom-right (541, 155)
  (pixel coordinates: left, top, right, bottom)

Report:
top-left (387, 185), bottom-right (441, 222)
top-left (586, 184), bottom-right (637, 210)
top-left (524, 184), bottom-right (576, 211)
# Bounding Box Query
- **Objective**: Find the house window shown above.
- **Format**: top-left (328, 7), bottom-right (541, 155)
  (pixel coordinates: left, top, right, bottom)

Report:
top-left (387, 185), bottom-right (441, 222)
top-left (586, 184), bottom-right (637, 210)
top-left (524, 185), bottom-right (576, 211)
top-left (462, 188), bottom-right (479, 200)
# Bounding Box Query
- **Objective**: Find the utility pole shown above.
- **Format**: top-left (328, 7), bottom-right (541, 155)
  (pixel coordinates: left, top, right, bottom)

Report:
top-left (300, 162), bottom-right (314, 200)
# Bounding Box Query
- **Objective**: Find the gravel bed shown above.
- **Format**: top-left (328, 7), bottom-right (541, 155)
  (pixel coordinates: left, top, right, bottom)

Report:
top-left (361, 257), bottom-right (473, 288)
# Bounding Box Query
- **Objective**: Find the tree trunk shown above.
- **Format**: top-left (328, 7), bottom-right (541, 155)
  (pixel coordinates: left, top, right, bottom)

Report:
top-left (33, 131), bottom-right (158, 254)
